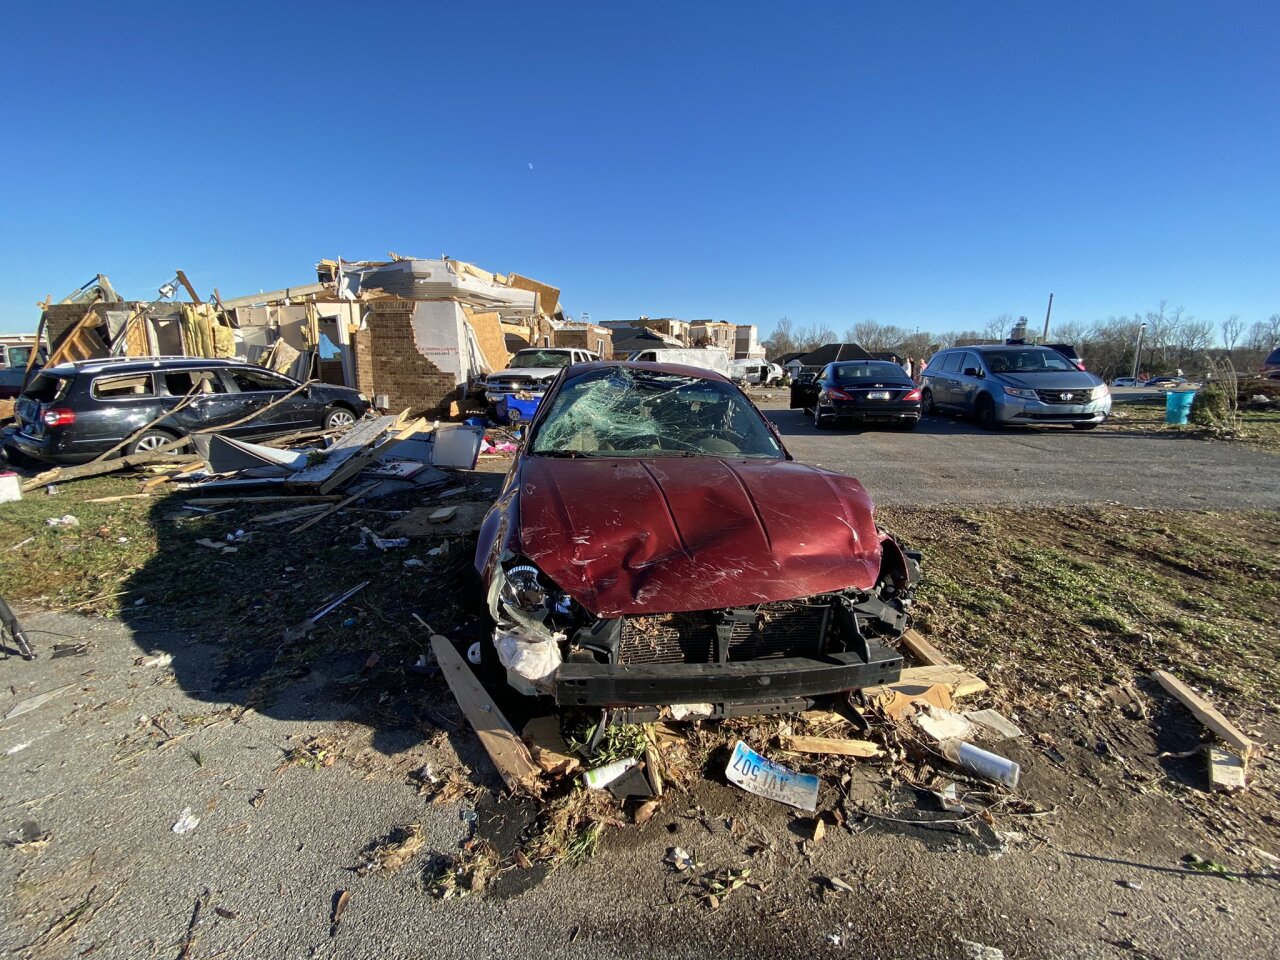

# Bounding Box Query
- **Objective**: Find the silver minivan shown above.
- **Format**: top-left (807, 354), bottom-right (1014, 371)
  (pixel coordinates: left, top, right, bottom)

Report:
top-left (922, 344), bottom-right (1111, 429)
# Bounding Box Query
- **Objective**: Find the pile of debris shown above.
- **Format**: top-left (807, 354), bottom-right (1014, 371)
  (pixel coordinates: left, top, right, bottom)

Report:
top-left (421, 625), bottom-right (1257, 898)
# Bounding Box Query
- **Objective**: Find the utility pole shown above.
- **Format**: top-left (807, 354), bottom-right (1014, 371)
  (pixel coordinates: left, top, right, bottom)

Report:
top-left (1041, 293), bottom-right (1054, 342)
top-left (1131, 321), bottom-right (1147, 382)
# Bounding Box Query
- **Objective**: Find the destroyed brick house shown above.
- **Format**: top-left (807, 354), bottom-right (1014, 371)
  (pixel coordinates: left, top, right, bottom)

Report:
top-left (30, 257), bottom-right (589, 419)
top-left (601, 317), bottom-right (765, 360)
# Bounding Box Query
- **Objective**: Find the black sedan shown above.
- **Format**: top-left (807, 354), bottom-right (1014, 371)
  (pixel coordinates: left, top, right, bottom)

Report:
top-left (790, 360), bottom-right (922, 430)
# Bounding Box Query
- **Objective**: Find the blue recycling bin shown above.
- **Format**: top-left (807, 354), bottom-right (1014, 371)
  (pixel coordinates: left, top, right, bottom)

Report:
top-left (1165, 389), bottom-right (1196, 425)
top-left (497, 394), bottom-right (541, 425)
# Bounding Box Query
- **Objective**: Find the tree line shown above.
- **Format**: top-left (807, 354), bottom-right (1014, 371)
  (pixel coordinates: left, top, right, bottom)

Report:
top-left (762, 306), bottom-right (1279, 380)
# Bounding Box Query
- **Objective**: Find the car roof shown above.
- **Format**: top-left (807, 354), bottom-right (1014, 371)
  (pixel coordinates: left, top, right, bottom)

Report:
top-left (965, 344), bottom-right (1058, 352)
top-left (566, 359), bottom-right (732, 383)
top-left (43, 357), bottom-right (244, 376)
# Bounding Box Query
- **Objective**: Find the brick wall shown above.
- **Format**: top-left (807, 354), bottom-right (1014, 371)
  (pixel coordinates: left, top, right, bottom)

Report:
top-left (554, 327), bottom-right (613, 359)
top-left (354, 303), bottom-right (460, 416)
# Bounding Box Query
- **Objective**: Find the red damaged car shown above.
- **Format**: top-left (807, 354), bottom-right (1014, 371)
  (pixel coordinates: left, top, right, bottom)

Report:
top-left (474, 361), bottom-right (916, 720)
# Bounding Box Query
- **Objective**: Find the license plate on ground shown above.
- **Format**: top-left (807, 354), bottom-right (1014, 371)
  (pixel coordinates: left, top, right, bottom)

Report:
top-left (725, 740), bottom-right (819, 811)
top-left (867, 390), bottom-right (891, 400)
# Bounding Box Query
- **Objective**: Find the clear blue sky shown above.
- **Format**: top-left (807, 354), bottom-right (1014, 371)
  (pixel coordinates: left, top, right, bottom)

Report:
top-left (1, 1), bottom-right (1276, 338)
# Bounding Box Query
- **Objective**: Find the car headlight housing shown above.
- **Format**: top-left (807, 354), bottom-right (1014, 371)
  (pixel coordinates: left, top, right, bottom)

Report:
top-left (1091, 384), bottom-right (1110, 400)
top-left (357, 392), bottom-right (368, 401)
top-left (1003, 386), bottom-right (1038, 400)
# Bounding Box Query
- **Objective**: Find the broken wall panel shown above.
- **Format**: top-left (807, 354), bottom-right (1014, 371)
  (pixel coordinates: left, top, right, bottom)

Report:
top-left (352, 301), bottom-right (461, 416)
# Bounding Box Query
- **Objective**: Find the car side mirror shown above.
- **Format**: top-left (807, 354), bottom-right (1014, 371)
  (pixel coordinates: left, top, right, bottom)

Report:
top-left (963, 367), bottom-right (982, 378)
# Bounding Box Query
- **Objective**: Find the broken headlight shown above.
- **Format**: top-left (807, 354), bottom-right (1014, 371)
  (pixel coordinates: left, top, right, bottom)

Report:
top-left (501, 563), bottom-right (547, 614)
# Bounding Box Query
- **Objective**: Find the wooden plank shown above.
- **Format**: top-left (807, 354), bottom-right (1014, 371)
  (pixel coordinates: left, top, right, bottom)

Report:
top-left (286, 414), bottom-right (399, 487)
top-left (175, 269), bottom-right (202, 303)
top-left (1152, 669), bottom-right (1255, 758)
top-left (899, 629), bottom-right (954, 667)
top-left (22, 452), bottom-right (200, 491)
top-left (863, 665), bottom-right (988, 701)
top-left (784, 736), bottom-right (883, 758)
top-left (1208, 746), bottom-right (1248, 792)
top-left (314, 417), bottom-right (426, 495)
top-left (431, 635), bottom-right (540, 793)
top-left (181, 495), bottom-right (341, 507)
top-left (291, 481), bottom-right (381, 533)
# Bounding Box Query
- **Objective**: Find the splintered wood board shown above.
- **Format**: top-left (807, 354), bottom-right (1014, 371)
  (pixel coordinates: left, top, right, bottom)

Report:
top-left (899, 629), bottom-right (954, 667)
top-left (431, 635), bottom-right (540, 793)
top-left (785, 736), bottom-right (883, 758)
top-left (862, 665), bottom-right (988, 701)
top-left (286, 414), bottom-right (401, 487)
top-left (1152, 669), bottom-right (1256, 758)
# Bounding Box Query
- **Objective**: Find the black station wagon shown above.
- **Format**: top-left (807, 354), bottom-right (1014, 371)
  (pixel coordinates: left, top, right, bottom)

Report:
top-left (5, 357), bottom-right (371, 465)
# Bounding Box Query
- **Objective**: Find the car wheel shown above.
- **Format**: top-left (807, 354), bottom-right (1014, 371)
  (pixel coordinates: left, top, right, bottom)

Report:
top-left (975, 395), bottom-right (998, 430)
top-left (127, 428), bottom-right (185, 456)
top-left (921, 388), bottom-right (935, 415)
top-left (814, 405), bottom-right (831, 429)
top-left (324, 405), bottom-right (357, 431)
top-left (1072, 422), bottom-right (1099, 430)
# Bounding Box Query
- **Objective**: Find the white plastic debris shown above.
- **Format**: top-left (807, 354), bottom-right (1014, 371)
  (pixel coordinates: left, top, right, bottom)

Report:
top-left (668, 703), bottom-right (714, 720)
top-left (171, 807), bottom-right (200, 834)
top-left (664, 846), bottom-right (696, 872)
top-left (583, 757), bottom-right (639, 790)
top-left (915, 705), bottom-right (976, 742)
top-left (402, 557), bottom-right (425, 568)
top-left (939, 738), bottom-right (1021, 789)
top-left (45, 515), bottom-right (79, 527)
top-left (494, 627), bottom-right (564, 688)
top-left (964, 708), bottom-right (1025, 740)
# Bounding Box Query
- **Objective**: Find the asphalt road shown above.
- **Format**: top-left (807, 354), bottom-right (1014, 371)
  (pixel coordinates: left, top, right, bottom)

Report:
top-left (758, 401), bottom-right (1280, 510)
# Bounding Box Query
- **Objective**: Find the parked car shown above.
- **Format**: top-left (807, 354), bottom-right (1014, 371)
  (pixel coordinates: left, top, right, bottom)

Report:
top-left (1110, 377), bottom-right (1141, 388)
top-left (921, 344), bottom-right (1110, 429)
top-left (483, 347), bottom-right (600, 406)
top-left (5, 356), bottom-right (371, 465)
top-left (473, 360), bottom-right (916, 712)
top-left (626, 347), bottom-right (732, 377)
top-left (1044, 343), bottom-right (1086, 370)
top-left (729, 359), bottom-right (785, 386)
top-left (1143, 376), bottom-right (1190, 389)
top-left (789, 360), bottom-right (921, 430)
top-left (1262, 347), bottom-right (1280, 376)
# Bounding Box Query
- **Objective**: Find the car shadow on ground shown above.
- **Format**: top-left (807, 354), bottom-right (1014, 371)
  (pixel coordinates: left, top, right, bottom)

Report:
top-left (765, 408), bottom-right (1200, 442)
top-left (111, 468), bottom-right (520, 792)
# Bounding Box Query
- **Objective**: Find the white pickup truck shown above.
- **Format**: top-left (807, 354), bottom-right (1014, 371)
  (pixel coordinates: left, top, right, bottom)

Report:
top-left (483, 347), bottom-right (600, 404)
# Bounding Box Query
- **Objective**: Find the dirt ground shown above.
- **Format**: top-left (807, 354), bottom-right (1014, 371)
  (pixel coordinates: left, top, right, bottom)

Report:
top-left (2, 443), bottom-right (1279, 958)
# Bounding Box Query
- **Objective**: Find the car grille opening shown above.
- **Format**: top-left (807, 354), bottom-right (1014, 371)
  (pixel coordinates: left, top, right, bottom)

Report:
top-left (1035, 389), bottom-right (1086, 404)
top-left (617, 601), bottom-right (829, 665)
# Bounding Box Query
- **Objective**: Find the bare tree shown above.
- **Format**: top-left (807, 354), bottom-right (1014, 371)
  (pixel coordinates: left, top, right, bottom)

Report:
top-left (984, 314), bottom-right (1014, 341)
top-left (1221, 314), bottom-right (1243, 356)
top-left (762, 317), bottom-right (797, 359)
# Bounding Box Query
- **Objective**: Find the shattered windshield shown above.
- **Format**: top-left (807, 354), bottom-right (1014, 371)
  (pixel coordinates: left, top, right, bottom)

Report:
top-left (510, 350), bottom-right (572, 369)
top-left (530, 366), bottom-right (784, 459)
top-left (985, 349), bottom-right (1077, 373)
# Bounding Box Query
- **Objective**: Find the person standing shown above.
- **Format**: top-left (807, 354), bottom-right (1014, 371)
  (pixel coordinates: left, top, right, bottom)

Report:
top-left (903, 357), bottom-right (914, 379)
top-left (916, 357), bottom-right (926, 383)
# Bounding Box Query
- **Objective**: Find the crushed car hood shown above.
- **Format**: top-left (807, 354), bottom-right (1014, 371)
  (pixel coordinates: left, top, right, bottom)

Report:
top-left (517, 457), bottom-right (883, 617)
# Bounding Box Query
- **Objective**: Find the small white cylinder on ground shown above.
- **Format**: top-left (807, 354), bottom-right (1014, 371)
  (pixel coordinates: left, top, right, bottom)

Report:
top-left (582, 757), bottom-right (639, 790)
top-left (939, 738), bottom-right (1021, 789)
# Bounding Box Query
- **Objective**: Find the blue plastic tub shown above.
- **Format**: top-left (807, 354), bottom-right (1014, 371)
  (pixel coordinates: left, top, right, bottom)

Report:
top-left (497, 394), bottom-right (541, 425)
top-left (1165, 389), bottom-right (1196, 425)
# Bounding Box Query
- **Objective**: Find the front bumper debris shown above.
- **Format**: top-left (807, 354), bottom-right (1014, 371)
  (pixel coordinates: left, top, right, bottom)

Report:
top-left (555, 644), bottom-right (902, 707)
